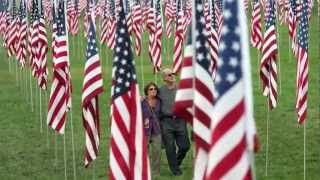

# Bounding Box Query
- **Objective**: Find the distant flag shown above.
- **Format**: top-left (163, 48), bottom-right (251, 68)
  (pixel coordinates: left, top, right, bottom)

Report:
top-left (150, 0), bottom-right (162, 72)
top-left (260, 0), bottom-right (278, 109)
top-left (7, 0), bottom-right (18, 57)
top-left (250, 0), bottom-right (263, 51)
top-left (30, 0), bottom-right (40, 78)
top-left (295, 0), bottom-right (309, 124)
top-left (47, 0), bottom-right (70, 134)
top-left (289, 0), bottom-right (298, 55)
top-left (17, 0), bottom-right (27, 68)
top-left (38, 0), bottom-right (48, 90)
top-left (82, 7), bottom-right (104, 167)
top-left (132, 0), bottom-right (142, 56)
top-left (124, 0), bottom-right (132, 35)
top-left (208, 0), bottom-right (219, 79)
top-left (107, 0), bottom-right (116, 49)
top-left (172, 0), bottom-right (184, 74)
top-left (206, 0), bottom-right (256, 178)
top-left (164, 0), bottom-right (174, 38)
top-left (101, 0), bottom-right (108, 44)
top-left (108, 0), bottom-right (150, 179)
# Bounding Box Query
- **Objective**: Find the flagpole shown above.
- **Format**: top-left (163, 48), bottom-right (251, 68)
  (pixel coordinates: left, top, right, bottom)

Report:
top-left (69, 109), bottom-right (77, 180)
top-left (140, 54), bottom-right (145, 88)
top-left (40, 89), bottom-right (43, 133)
top-left (63, 132), bottom-right (67, 180)
top-left (25, 68), bottom-right (29, 103)
top-left (45, 90), bottom-right (49, 148)
top-left (15, 59), bottom-right (19, 86)
top-left (303, 122), bottom-right (306, 180)
top-left (9, 56), bottom-right (12, 73)
top-left (265, 98), bottom-right (270, 177)
top-left (276, 7), bottom-right (281, 95)
top-left (29, 66), bottom-right (34, 112)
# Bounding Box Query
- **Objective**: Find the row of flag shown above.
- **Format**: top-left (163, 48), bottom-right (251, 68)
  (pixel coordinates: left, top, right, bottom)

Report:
top-left (0, 0), bottom-right (316, 179)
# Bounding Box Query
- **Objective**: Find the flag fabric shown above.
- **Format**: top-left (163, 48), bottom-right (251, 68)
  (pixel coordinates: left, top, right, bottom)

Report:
top-left (172, 0), bottom-right (184, 74)
top-left (38, 0), bottom-right (48, 90)
top-left (260, 0), bottom-right (278, 109)
top-left (47, 0), bottom-right (70, 134)
top-left (7, 0), bottom-right (18, 57)
top-left (107, 0), bottom-right (116, 49)
top-left (108, 0), bottom-right (150, 179)
top-left (124, 0), bottom-right (132, 35)
top-left (206, 0), bottom-right (255, 178)
top-left (295, 0), bottom-right (309, 124)
top-left (17, 0), bottom-right (27, 68)
top-left (150, 0), bottom-right (162, 72)
top-left (208, 0), bottom-right (219, 79)
top-left (82, 8), bottom-right (104, 167)
top-left (0, 2), bottom-right (7, 37)
top-left (30, 0), bottom-right (40, 78)
top-left (164, 0), bottom-right (174, 38)
top-left (101, 2), bottom-right (108, 44)
top-left (250, 0), bottom-right (263, 51)
top-left (173, 28), bottom-right (194, 125)
top-left (190, 1), bottom-right (215, 178)
top-left (132, 1), bottom-right (142, 56)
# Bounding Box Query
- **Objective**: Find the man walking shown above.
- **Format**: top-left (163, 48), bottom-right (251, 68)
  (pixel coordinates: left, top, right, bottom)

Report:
top-left (158, 68), bottom-right (190, 176)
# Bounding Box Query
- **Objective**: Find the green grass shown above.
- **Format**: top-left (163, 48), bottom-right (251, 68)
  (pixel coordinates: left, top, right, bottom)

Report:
top-left (0, 9), bottom-right (319, 180)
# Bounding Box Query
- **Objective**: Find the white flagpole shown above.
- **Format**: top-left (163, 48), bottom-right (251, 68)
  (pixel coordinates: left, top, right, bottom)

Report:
top-left (276, 7), bottom-right (281, 95)
top-left (40, 89), bottom-right (43, 133)
top-left (303, 123), bottom-right (306, 180)
top-left (9, 57), bottom-right (12, 72)
top-left (265, 99), bottom-right (270, 176)
top-left (45, 91), bottom-right (49, 148)
top-left (29, 66), bottom-right (34, 112)
top-left (63, 132), bottom-right (67, 180)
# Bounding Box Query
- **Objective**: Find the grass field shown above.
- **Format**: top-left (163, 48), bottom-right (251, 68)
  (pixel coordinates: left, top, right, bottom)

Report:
top-left (0, 8), bottom-right (319, 180)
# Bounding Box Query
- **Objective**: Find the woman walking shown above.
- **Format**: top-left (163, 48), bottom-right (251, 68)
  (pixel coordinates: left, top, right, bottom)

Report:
top-left (141, 82), bottom-right (162, 176)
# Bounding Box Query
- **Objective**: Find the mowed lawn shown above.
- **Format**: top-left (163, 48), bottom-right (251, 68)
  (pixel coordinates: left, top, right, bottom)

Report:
top-left (0, 9), bottom-right (319, 180)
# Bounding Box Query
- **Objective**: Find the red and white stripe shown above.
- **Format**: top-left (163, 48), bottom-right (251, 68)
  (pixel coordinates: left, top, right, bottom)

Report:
top-left (260, 25), bottom-right (278, 109)
top-left (107, 17), bottom-right (116, 49)
top-left (250, 0), bottom-right (263, 51)
top-left (132, 3), bottom-right (142, 56)
top-left (7, 16), bottom-right (18, 57)
top-left (82, 44), bottom-right (103, 167)
top-left (38, 15), bottom-right (48, 90)
top-left (17, 16), bottom-right (27, 68)
top-left (172, 5), bottom-right (184, 74)
top-left (295, 43), bottom-right (308, 124)
top-left (100, 15), bottom-right (108, 44)
top-left (31, 17), bottom-right (40, 78)
top-left (150, 6), bottom-right (162, 73)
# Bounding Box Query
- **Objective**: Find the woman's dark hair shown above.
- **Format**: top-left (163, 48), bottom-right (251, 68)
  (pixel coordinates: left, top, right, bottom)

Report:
top-left (144, 82), bottom-right (159, 96)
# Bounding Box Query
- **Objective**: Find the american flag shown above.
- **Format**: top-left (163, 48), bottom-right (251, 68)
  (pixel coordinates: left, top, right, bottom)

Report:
top-left (100, 1), bottom-right (108, 44)
top-left (295, 0), bottom-right (309, 124)
top-left (289, 0), bottom-right (298, 55)
top-left (150, 0), bottom-right (162, 72)
top-left (30, 0), bottom-right (40, 78)
top-left (82, 8), bottom-right (104, 167)
top-left (172, 0), bottom-right (184, 74)
top-left (260, 0), bottom-right (278, 109)
top-left (0, 1), bottom-right (7, 38)
top-left (124, 0), bottom-right (132, 35)
top-left (47, 0), bottom-right (70, 134)
top-left (132, 1), bottom-right (142, 56)
top-left (164, 0), bottom-right (174, 38)
top-left (108, 0), bottom-right (150, 179)
top-left (250, 0), bottom-right (263, 51)
top-left (7, 0), bottom-right (18, 58)
top-left (70, 0), bottom-right (79, 35)
top-left (206, 0), bottom-right (255, 178)
top-left (145, 0), bottom-right (158, 72)
top-left (17, 0), bottom-right (27, 68)
top-left (38, 0), bottom-right (48, 90)
top-left (189, 1), bottom-right (215, 178)
top-left (208, 0), bottom-right (219, 79)
top-left (107, 0), bottom-right (116, 50)
top-left (173, 28), bottom-right (193, 125)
